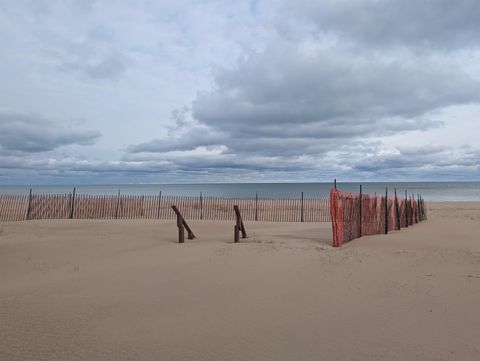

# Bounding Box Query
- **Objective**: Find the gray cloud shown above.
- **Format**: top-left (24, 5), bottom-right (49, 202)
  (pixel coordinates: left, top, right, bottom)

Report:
top-left (2, 0), bottom-right (480, 183)
top-left (127, 0), bottom-right (480, 180)
top-left (291, 0), bottom-right (480, 50)
top-left (130, 41), bottom-right (478, 165)
top-left (0, 110), bottom-right (100, 153)
top-left (351, 145), bottom-right (480, 174)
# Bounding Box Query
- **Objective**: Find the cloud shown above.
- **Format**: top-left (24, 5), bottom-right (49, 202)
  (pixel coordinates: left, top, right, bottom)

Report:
top-left (290, 0), bottom-right (480, 50)
top-left (351, 145), bottom-right (480, 175)
top-left (1, 0), bottom-right (480, 183)
top-left (0, 110), bottom-right (100, 153)
top-left (129, 40), bottom-right (478, 163)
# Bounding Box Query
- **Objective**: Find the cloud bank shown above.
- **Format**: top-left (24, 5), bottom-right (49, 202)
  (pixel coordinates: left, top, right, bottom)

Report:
top-left (1, 0), bottom-right (480, 183)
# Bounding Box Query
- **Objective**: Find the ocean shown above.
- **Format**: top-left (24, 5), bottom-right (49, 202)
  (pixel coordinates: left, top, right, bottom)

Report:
top-left (1, 182), bottom-right (479, 201)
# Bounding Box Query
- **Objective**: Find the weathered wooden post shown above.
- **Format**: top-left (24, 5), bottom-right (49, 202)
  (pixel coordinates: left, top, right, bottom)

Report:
top-left (334, 179), bottom-right (337, 189)
top-left (412, 194), bottom-right (416, 224)
top-left (200, 192), bottom-right (203, 220)
top-left (405, 190), bottom-right (408, 228)
top-left (115, 189), bottom-right (121, 219)
top-left (301, 191), bottom-right (304, 222)
top-left (171, 205), bottom-right (195, 243)
top-left (358, 185), bottom-right (362, 237)
top-left (156, 191), bottom-right (162, 219)
top-left (69, 187), bottom-right (76, 219)
top-left (233, 205), bottom-right (247, 243)
top-left (384, 187), bottom-right (388, 234)
top-left (177, 212), bottom-right (185, 243)
top-left (26, 188), bottom-right (32, 220)
top-left (255, 192), bottom-right (258, 221)
top-left (394, 188), bottom-right (401, 230)
top-left (416, 194), bottom-right (420, 222)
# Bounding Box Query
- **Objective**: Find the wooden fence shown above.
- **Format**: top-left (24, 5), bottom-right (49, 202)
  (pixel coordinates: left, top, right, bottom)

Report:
top-left (0, 193), bottom-right (331, 223)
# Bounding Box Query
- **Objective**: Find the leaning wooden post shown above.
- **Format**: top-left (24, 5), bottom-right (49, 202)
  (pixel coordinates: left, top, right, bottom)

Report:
top-left (255, 192), bottom-right (258, 221)
top-left (26, 188), bottom-right (33, 220)
top-left (233, 205), bottom-right (247, 242)
top-left (69, 187), bottom-right (76, 219)
top-left (358, 184), bottom-right (362, 237)
top-left (384, 187), bottom-right (388, 234)
top-left (301, 191), bottom-right (304, 222)
top-left (171, 205), bottom-right (195, 243)
top-left (394, 188), bottom-right (401, 230)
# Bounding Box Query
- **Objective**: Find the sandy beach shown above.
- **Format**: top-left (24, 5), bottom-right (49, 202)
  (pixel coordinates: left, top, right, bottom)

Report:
top-left (1, 202), bottom-right (479, 361)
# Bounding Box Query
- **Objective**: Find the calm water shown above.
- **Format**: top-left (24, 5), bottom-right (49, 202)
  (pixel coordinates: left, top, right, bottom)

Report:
top-left (1, 182), bottom-right (479, 201)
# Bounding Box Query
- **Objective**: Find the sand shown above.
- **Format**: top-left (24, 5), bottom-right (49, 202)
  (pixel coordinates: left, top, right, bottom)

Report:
top-left (1, 202), bottom-right (479, 361)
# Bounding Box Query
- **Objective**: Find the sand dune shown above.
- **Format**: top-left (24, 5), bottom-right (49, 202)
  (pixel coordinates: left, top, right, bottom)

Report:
top-left (1, 202), bottom-right (480, 360)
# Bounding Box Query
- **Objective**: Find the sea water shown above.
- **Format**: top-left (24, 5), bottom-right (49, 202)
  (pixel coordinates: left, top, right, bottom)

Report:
top-left (1, 182), bottom-right (480, 201)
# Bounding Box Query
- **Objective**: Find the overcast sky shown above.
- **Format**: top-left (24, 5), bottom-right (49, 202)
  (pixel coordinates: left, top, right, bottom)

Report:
top-left (1, 0), bottom-right (480, 184)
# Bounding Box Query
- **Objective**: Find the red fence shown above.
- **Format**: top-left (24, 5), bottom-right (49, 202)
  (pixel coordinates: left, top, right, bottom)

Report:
top-left (330, 188), bottom-right (427, 247)
top-left (0, 193), bottom-right (331, 223)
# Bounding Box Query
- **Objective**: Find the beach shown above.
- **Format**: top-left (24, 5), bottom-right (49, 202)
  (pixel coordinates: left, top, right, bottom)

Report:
top-left (1, 202), bottom-right (479, 360)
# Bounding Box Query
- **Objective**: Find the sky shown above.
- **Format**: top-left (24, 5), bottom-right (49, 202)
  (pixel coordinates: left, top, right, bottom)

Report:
top-left (1, 0), bottom-right (480, 184)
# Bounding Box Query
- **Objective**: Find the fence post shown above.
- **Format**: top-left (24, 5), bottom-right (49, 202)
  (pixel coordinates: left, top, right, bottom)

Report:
top-left (200, 192), bottom-right (203, 220)
top-left (255, 192), bottom-right (258, 221)
top-left (358, 184), bottom-right (362, 237)
top-left (172, 205), bottom-right (195, 243)
top-left (115, 189), bottom-right (120, 219)
top-left (334, 179), bottom-right (337, 189)
top-left (412, 194), bottom-right (416, 223)
top-left (156, 191), bottom-right (161, 219)
top-left (69, 187), bottom-right (76, 219)
top-left (394, 188), bottom-right (401, 230)
top-left (26, 188), bottom-right (32, 220)
top-left (405, 190), bottom-right (408, 228)
top-left (234, 205), bottom-right (247, 242)
top-left (384, 187), bottom-right (388, 234)
top-left (301, 191), bottom-right (304, 222)
top-left (416, 194), bottom-right (420, 221)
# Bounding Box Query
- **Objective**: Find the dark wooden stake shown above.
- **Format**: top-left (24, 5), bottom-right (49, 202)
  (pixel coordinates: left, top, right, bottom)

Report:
top-left (359, 184), bottom-right (362, 237)
top-left (394, 188), bottom-right (401, 230)
top-left (172, 205), bottom-right (195, 243)
top-left (115, 189), bottom-right (121, 219)
top-left (334, 179), bottom-right (337, 189)
top-left (233, 205), bottom-right (247, 243)
top-left (69, 187), bottom-right (76, 219)
top-left (156, 191), bottom-right (161, 219)
top-left (26, 188), bottom-right (32, 220)
top-left (412, 194), bottom-right (415, 224)
top-left (255, 192), bottom-right (258, 221)
top-left (301, 191), bottom-right (304, 222)
top-left (405, 190), bottom-right (408, 228)
top-left (200, 192), bottom-right (203, 220)
top-left (384, 187), bottom-right (388, 234)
